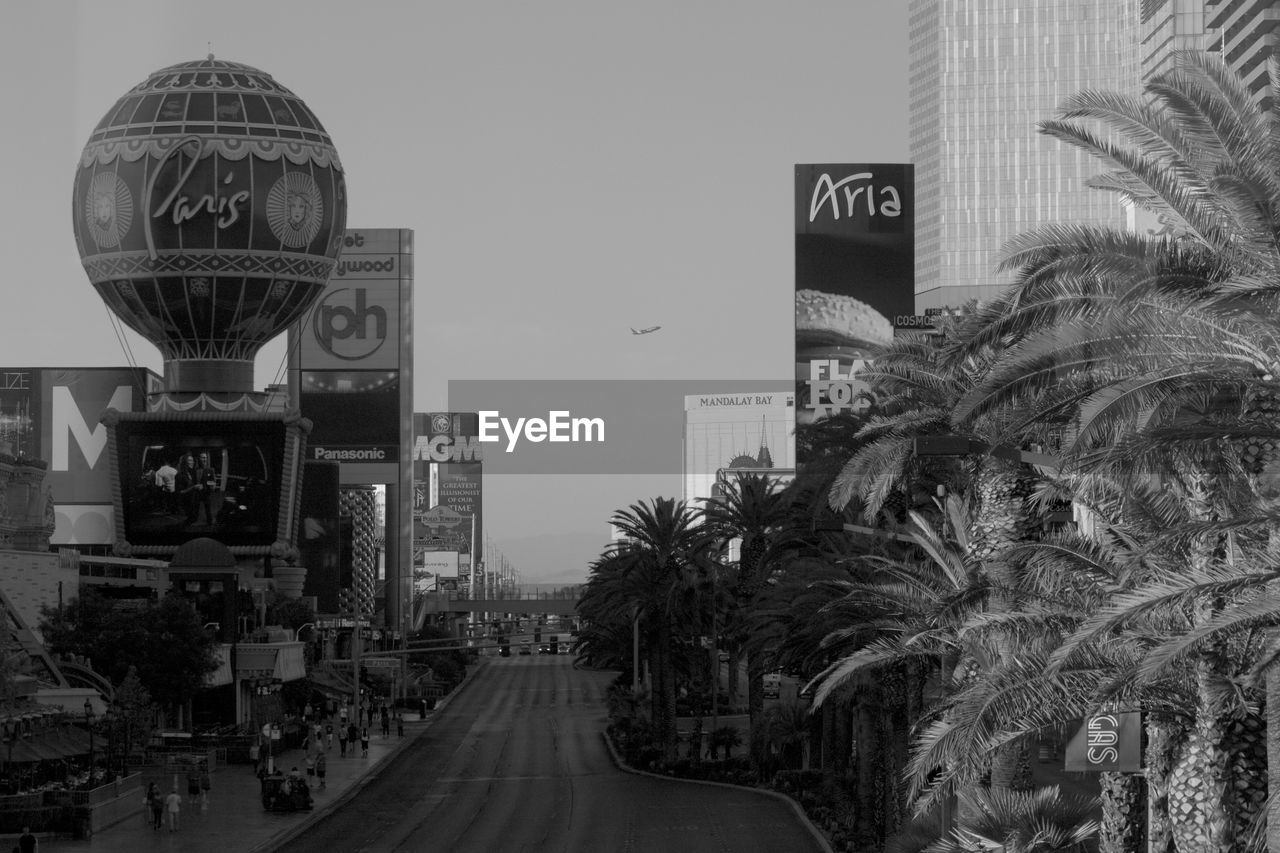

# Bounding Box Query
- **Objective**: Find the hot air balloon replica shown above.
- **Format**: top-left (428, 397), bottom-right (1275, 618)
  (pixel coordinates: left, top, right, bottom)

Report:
top-left (73, 57), bottom-right (347, 560)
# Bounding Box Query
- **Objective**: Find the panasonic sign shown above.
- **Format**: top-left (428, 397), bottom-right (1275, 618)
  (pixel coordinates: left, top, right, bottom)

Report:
top-left (312, 446), bottom-right (390, 461)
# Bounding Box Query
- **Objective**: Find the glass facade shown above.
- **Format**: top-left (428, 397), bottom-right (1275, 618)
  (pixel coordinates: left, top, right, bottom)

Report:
top-left (908, 0), bottom-right (1141, 309)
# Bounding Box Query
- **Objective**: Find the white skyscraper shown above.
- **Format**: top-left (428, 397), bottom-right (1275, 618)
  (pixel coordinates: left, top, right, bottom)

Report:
top-left (909, 0), bottom-right (1142, 310)
top-left (682, 392), bottom-right (795, 510)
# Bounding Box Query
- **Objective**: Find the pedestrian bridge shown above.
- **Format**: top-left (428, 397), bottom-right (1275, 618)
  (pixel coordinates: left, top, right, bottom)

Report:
top-left (415, 585), bottom-right (582, 619)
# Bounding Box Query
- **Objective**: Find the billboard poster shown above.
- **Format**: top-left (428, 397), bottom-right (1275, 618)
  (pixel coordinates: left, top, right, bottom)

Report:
top-left (411, 412), bottom-right (482, 569)
top-left (436, 464), bottom-right (481, 557)
top-left (421, 551), bottom-right (459, 581)
top-left (0, 370), bottom-right (39, 459)
top-left (0, 367), bottom-right (157, 546)
top-left (682, 392), bottom-right (795, 506)
top-left (795, 164), bottom-right (914, 434)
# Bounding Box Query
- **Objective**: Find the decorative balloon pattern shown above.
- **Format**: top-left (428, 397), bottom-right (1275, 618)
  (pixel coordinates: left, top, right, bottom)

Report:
top-left (71, 58), bottom-right (347, 366)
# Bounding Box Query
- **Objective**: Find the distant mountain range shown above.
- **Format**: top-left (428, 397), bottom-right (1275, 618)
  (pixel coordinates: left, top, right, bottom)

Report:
top-left (491, 531), bottom-right (607, 586)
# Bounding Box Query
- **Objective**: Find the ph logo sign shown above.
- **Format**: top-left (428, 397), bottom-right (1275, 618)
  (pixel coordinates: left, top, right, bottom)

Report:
top-left (313, 287), bottom-right (387, 361)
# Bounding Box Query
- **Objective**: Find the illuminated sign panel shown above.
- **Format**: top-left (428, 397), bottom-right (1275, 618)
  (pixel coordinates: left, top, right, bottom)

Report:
top-left (1064, 712), bottom-right (1142, 772)
top-left (104, 412), bottom-right (307, 556)
top-left (412, 413), bottom-right (482, 568)
top-left (0, 367), bottom-right (158, 545)
top-left (795, 164), bottom-right (914, 434)
top-left (290, 228), bottom-right (413, 632)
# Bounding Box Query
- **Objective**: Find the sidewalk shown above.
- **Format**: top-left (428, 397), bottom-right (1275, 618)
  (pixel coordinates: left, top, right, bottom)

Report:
top-left (32, 715), bottom-right (429, 853)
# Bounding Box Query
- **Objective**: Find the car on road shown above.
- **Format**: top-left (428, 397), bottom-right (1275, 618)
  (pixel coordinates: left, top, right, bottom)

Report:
top-left (519, 641), bottom-right (532, 655)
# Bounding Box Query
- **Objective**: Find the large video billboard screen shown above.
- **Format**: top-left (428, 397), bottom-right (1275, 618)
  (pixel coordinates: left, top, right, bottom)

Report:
top-left (111, 417), bottom-right (288, 548)
top-left (795, 164), bottom-right (914, 434)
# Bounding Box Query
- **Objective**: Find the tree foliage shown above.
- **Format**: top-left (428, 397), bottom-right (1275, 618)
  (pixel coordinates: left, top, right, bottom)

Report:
top-left (39, 588), bottom-right (219, 708)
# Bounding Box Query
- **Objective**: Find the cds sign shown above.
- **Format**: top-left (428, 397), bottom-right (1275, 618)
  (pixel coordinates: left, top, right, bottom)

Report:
top-left (1064, 712), bottom-right (1142, 772)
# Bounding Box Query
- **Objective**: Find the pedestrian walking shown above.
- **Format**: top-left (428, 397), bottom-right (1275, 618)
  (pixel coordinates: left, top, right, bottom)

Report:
top-left (338, 724), bottom-right (348, 757)
top-left (145, 778), bottom-right (162, 824)
top-left (326, 721), bottom-right (334, 750)
top-left (186, 770), bottom-right (201, 805)
top-left (340, 703), bottom-right (348, 725)
top-left (346, 722), bottom-right (358, 752)
top-left (199, 769), bottom-right (211, 808)
top-left (149, 782), bottom-right (164, 829)
top-left (304, 751), bottom-right (316, 786)
top-left (396, 712), bottom-right (404, 738)
top-left (316, 752), bottom-right (327, 790)
top-left (381, 714), bottom-right (390, 738)
top-left (17, 826), bottom-right (35, 853)
top-left (360, 726), bottom-right (370, 757)
top-left (165, 787), bottom-right (181, 832)
top-left (249, 740), bottom-right (260, 774)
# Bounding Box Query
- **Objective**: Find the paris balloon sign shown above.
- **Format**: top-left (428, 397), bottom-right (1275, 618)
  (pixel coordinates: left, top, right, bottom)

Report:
top-left (71, 58), bottom-right (347, 389)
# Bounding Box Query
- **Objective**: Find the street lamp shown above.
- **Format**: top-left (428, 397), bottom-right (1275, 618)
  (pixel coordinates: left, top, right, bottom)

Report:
top-left (83, 699), bottom-right (95, 785)
top-left (294, 622), bottom-right (315, 641)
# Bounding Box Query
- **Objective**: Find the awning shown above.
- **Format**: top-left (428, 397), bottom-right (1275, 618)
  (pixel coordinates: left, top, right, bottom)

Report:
top-left (5, 741), bottom-right (40, 763)
top-left (308, 667), bottom-right (354, 699)
top-left (3, 728), bottom-right (93, 763)
top-left (236, 648), bottom-right (280, 676)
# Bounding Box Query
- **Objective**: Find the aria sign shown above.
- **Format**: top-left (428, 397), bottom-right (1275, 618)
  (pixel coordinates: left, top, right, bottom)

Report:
top-left (1063, 711), bottom-right (1142, 772)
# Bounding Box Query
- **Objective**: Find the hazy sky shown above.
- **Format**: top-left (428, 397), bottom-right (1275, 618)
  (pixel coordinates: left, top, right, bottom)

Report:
top-left (2, 1), bottom-right (909, 582)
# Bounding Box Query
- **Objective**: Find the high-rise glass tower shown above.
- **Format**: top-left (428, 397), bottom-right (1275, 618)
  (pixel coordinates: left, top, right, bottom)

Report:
top-left (1141, 0), bottom-right (1207, 81)
top-left (1203, 0), bottom-right (1280, 104)
top-left (908, 1), bottom-right (1142, 310)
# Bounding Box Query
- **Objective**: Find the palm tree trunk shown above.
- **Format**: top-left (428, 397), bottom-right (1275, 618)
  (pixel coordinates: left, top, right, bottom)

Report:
top-left (747, 652), bottom-right (765, 775)
top-left (655, 618), bottom-right (678, 763)
top-left (967, 456), bottom-right (1033, 792)
top-left (1145, 713), bottom-right (1182, 853)
top-left (854, 693), bottom-right (878, 845)
top-left (1099, 771), bottom-right (1146, 853)
top-left (1268, 646), bottom-right (1280, 853)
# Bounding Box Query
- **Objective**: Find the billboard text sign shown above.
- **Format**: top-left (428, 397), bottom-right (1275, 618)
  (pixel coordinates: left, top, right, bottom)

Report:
top-left (1064, 712), bottom-right (1142, 772)
top-left (795, 164), bottom-right (914, 430)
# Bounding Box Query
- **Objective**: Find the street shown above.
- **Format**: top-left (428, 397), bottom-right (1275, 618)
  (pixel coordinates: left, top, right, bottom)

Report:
top-left (277, 655), bottom-right (825, 852)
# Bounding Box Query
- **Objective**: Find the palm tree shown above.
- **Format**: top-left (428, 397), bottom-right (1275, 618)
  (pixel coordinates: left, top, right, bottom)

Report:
top-left (947, 785), bottom-right (1099, 853)
top-left (702, 472), bottom-right (796, 772)
top-left (947, 50), bottom-right (1280, 851)
top-left (605, 497), bottom-right (714, 763)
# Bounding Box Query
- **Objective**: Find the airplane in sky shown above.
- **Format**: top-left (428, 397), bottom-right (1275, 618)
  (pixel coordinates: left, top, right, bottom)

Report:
top-left (631, 326), bottom-right (661, 335)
